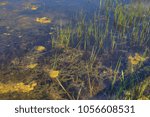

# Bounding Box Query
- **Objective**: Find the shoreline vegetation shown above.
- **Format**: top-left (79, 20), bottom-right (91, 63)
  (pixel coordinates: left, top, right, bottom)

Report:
top-left (0, 0), bottom-right (149, 100)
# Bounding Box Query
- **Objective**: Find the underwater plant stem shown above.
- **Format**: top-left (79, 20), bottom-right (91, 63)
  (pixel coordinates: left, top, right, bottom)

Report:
top-left (56, 78), bottom-right (72, 100)
top-left (112, 57), bottom-right (122, 89)
top-left (77, 87), bottom-right (82, 100)
top-left (86, 65), bottom-right (93, 97)
top-left (88, 74), bottom-right (93, 97)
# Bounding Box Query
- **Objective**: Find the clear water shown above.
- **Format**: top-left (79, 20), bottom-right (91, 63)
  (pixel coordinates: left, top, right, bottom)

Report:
top-left (0, 0), bottom-right (102, 63)
top-left (0, 0), bottom-right (149, 99)
top-left (1, 0), bottom-right (147, 64)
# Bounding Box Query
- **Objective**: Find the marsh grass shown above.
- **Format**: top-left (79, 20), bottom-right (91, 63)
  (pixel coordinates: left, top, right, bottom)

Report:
top-left (51, 0), bottom-right (149, 54)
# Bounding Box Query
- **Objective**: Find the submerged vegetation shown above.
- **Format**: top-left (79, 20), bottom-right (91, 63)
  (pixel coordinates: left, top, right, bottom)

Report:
top-left (36, 17), bottom-right (52, 24)
top-left (0, 0), bottom-right (149, 100)
top-left (35, 46), bottom-right (46, 52)
top-left (48, 70), bottom-right (60, 79)
top-left (0, 81), bottom-right (37, 94)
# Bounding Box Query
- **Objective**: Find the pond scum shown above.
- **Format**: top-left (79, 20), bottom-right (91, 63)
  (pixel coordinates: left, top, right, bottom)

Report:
top-left (0, 0), bottom-right (149, 100)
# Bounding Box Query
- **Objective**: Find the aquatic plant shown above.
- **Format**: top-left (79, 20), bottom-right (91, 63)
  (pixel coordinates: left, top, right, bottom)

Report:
top-left (55, 25), bottom-right (72, 48)
top-left (112, 57), bottom-right (122, 89)
top-left (128, 53), bottom-right (148, 65)
top-left (55, 78), bottom-right (73, 100)
top-left (35, 46), bottom-right (46, 52)
top-left (47, 69), bottom-right (72, 99)
top-left (36, 17), bottom-right (52, 24)
top-left (49, 70), bottom-right (60, 79)
top-left (51, 0), bottom-right (149, 53)
top-left (128, 55), bottom-right (138, 65)
top-left (128, 53), bottom-right (149, 73)
top-left (0, 81), bottom-right (37, 94)
top-left (26, 63), bottom-right (38, 69)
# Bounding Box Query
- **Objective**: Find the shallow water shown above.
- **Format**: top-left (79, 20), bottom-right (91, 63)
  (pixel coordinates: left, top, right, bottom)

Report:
top-left (1, 0), bottom-right (148, 64)
top-left (0, 0), bottom-right (149, 99)
top-left (0, 0), bottom-right (101, 63)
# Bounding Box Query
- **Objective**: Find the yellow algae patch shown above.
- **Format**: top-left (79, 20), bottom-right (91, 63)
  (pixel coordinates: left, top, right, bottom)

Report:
top-left (49, 70), bottom-right (60, 79)
top-left (36, 17), bottom-right (52, 24)
top-left (35, 46), bottom-right (46, 52)
top-left (135, 53), bottom-right (147, 62)
top-left (26, 63), bottom-right (38, 69)
top-left (128, 53), bottom-right (148, 65)
top-left (134, 53), bottom-right (142, 61)
top-left (0, 81), bottom-right (37, 94)
top-left (128, 55), bottom-right (139, 65)
top-left (0, 2), bottom-right (8, 6)
top-left (31, 5), bottom-right (38, 10)
top-left (130, 58), bottom-right (139, 65)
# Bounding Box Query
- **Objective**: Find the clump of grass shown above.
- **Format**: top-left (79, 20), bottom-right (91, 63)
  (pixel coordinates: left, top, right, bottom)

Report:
top-left (51, 1), bottom-right (149, 54)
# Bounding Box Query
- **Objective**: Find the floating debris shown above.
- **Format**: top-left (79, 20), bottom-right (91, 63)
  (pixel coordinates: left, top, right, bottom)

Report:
top-left (49, 70), bottom-right (60, 79)
top-left (36, 17), bottom-right (52, 24)
top-left (0, 81), bottom-right (37, 93)
top-left (35, 46), bottom-right (46, 52)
